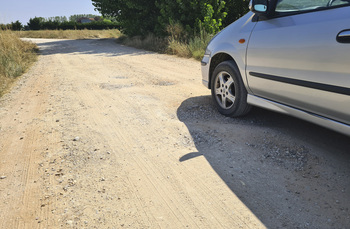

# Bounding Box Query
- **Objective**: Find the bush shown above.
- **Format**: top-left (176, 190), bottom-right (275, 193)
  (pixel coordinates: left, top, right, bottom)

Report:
top-left (92, 0), bottom-right (249, 37)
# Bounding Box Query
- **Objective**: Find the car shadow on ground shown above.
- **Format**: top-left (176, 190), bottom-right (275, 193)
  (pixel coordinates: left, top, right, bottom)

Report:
top-left (177, 95), bottom-right (350, 228)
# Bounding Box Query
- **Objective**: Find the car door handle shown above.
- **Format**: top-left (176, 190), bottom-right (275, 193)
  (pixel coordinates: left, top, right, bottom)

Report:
top-left (337, 30), bottom-right (350, 43)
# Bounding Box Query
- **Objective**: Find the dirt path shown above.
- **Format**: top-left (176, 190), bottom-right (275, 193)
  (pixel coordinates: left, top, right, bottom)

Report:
top-left (0, 39), bottom-right (349, 229)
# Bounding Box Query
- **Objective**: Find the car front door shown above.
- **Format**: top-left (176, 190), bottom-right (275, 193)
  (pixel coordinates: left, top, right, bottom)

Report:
top-left (246, 1), bottom-right (350, 125)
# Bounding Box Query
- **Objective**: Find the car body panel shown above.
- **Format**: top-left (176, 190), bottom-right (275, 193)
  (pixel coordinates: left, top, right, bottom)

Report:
top-left (246, 6), bottom-right (350, 125)
top-left (201, 3), bottom-right (350, 135)
top-left (201, 12), bottom-right (257, 89)
top-left (247, 94), bottom-right (350, 136)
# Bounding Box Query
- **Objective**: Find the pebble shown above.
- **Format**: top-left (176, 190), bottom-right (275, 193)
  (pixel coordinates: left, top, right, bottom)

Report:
top-left (66, 220), bottom-right (73, 226)
top-left (0, 176), bottom-right (6, 179)
top-left (73, 137), bottom-right (80, 141)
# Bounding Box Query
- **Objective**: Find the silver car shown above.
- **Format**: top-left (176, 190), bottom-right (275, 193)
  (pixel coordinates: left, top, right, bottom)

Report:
top-left (201, 0), bottom-right (350, 136)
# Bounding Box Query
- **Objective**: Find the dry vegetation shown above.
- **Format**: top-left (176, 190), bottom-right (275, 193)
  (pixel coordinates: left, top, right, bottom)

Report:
top-left (117, 24), bottom-right (213, 60)
top-left (17, 29), bottom-right (122, 39)
top-left (0, 30), bottom-right (37, 96)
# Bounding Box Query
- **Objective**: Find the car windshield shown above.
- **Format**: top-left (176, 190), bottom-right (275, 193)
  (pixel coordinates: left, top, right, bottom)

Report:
top-left (275, 0), bottom-right (349, 12)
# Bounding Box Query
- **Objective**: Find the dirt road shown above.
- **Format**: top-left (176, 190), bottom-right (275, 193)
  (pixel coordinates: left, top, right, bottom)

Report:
top-left (0, 39), bottom-right (349, 229)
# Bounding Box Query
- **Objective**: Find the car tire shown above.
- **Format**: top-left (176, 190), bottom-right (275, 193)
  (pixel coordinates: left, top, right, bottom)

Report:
top-left (211, 60), bottom-right (251, 117)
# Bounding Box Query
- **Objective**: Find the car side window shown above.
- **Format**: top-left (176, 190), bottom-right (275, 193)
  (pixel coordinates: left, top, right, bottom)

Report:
top-left (275, 0), bottom-right (350, 13)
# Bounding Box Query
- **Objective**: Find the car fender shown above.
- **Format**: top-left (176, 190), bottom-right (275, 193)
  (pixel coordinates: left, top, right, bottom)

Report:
top-left (205, 12), bottom-right (257, 93)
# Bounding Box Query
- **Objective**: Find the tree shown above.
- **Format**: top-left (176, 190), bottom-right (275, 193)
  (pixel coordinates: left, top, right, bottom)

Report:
top-left (27, 17), bottom-right (45, 30)
top-left (10, 20), bottom-right (23, 31)
top-left (92, 0), bottom-right (158, 36)
top-left (69, 14), bottom-right (101, 22)
top-left (92, 0), bottom-right (236, 37)
top-left (92, 0), bottom-right (250, 36)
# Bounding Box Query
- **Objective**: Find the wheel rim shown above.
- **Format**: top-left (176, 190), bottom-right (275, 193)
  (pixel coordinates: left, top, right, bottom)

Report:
top-left (214, 71), bottom-right (236, 109)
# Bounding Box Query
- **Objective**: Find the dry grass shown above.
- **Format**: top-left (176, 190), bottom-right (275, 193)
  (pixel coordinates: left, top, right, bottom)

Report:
top-left (167, 39), bottom-right (191, 58)
top-left (118, 34), bottom-right (168, 53)
top-left (0, 30), bottom-right (38, 96)
top-left (17, 29), bottom-right (122, 39)
top-left (118, 30), bottom-right (212, 60)
top-left (0, 29), bottom-right (121, 97)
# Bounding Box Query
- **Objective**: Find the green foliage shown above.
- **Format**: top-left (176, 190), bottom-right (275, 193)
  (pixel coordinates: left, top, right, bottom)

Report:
top-left (69, 14), bottom-right (100, 22)
top-left (156, 0), bottom-right (227, 35)
top-left (92, 0), bottom-right (249, 36)
top-left (28, 17), bottom-right (45, 30)
top-left (223, 0), bottom-right (249, 26)
top-left (165, 23), bottom-right (213, 59)
top-left (0, 21), bottom-right (23, 31)
top-left (11, 21), bottom-right (23, 31)
top-left (92, 0), bottom-right (159, 36)
top-left (201, 1), bottom-right (227, 34)
top-left (188, 27), bottom-right (213, 60)
top-left (26, 16), bottom-right (119, 30)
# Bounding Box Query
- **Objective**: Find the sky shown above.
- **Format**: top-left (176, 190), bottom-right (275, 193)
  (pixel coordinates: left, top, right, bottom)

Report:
top-left (0, 0), bottom-right (99, 25)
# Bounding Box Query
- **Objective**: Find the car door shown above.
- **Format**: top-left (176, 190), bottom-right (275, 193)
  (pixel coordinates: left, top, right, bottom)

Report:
top-left (246, 1), bottom-right (350, 125)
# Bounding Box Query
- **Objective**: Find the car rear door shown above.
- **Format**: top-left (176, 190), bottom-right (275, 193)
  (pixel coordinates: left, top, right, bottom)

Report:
top-left (246, 2), bottom-right (350, 125)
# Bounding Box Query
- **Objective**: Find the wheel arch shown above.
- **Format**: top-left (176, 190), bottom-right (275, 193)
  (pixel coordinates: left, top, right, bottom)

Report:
top-left (208, 53), bottom-right (238, 89)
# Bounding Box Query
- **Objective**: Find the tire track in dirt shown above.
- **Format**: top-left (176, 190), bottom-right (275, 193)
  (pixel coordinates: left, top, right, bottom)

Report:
top-left (0, 54), bottom-right (62, 228)
top-left (33, 40), bottom-right (263, 228)
top-left (2, 39), bottom-right (348, 229)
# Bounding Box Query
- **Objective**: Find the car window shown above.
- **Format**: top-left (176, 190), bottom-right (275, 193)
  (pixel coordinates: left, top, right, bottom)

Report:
top-left (275, 0), bottom-right (350, 13)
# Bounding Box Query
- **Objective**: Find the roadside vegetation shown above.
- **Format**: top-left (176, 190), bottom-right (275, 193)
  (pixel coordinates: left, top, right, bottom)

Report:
top-left (0, 30), bottom-right (38, 97)
top-left (0, 15), bottom-right (119, 31)
top-left (92, 0), bottom-right (249, 60)
top-left (117, 24), bottom-right (213, 60)
top-left (17, 29), bottom-right (122, 39)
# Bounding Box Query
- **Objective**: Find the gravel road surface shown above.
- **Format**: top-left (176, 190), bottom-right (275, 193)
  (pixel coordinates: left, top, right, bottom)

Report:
top-left (0, 38), bottom-right (349, 228)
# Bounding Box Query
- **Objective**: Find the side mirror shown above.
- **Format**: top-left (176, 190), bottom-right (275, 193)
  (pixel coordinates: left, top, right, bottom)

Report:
top-left (250, 0), bottom-right (269, 14)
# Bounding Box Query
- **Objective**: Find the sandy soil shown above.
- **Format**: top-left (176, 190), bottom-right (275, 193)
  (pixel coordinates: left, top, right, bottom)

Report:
top-left (0, 38), bottom-right (349, 229)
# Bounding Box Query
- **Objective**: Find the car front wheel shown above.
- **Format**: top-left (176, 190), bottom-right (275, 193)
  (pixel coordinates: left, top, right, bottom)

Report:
top-left (211, 61), bottom-right (251, 117)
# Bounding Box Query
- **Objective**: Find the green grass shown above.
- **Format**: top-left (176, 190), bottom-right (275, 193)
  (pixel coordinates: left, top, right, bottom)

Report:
top-left (0, 30), bottom-right (38, 97)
